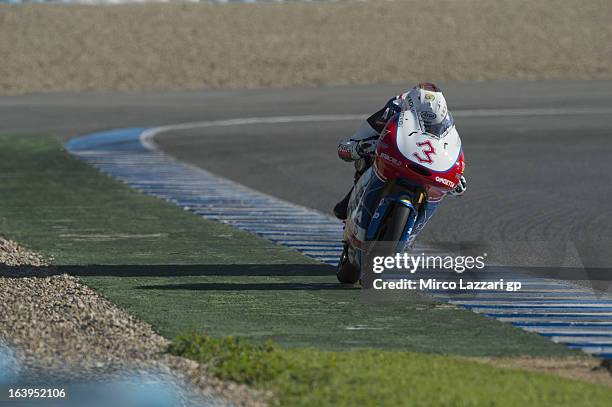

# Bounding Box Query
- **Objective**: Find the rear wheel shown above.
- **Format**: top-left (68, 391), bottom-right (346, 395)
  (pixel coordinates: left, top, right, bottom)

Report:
top-left (336, 244), bottom-right (361, 284)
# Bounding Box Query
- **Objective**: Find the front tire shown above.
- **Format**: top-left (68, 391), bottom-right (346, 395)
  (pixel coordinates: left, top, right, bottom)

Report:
top-left (374, 203), bottom-right (413, 247)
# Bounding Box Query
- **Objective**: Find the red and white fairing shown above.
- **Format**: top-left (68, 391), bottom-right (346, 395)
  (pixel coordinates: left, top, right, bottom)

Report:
top-left (373, 102), bottom-right (465, 202)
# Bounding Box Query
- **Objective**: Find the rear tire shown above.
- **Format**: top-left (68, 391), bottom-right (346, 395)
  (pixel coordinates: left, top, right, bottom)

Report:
top-left (336, 245), bottom-right (360, 284)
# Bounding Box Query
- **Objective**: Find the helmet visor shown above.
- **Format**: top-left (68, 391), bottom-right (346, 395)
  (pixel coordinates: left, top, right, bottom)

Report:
top-left (424, 112), bottom-right (454, 138)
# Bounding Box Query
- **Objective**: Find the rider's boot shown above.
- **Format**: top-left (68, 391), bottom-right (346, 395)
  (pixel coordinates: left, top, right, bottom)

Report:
top-left (333, 158), bottom-right (373, 220)
top-left (333, 186), bottom-right (353, 220)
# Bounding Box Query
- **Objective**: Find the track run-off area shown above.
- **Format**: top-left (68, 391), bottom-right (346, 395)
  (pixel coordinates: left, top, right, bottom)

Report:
top-left (66, 100), bottom-right (612, 359)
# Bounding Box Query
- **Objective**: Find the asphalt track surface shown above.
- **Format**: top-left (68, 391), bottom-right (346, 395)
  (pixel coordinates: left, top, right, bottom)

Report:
top-left (2, 80), bottom-right (611, 247)
top-left (154, 81), bottom-right (612, 247)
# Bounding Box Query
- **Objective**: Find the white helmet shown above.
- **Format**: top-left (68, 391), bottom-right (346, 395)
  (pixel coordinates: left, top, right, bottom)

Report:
top-left (405, 83), bottom-right (454, 138)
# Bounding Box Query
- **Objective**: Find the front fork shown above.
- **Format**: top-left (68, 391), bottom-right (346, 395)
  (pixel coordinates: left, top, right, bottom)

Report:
top-left (343, 172), bottom-right (437, 267)
top-left (366, 186), bottom-right (428, 249)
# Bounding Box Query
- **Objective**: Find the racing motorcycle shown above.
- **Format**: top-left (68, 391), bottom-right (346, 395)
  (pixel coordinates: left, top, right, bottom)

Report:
top-left (337, 106), bottom-right (465, 284)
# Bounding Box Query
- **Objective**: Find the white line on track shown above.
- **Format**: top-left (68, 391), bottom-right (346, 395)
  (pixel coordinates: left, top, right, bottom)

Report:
top-left (140, 115), bottom-right (366, 149)
top-left (140, 107), bottom-right (612, 149)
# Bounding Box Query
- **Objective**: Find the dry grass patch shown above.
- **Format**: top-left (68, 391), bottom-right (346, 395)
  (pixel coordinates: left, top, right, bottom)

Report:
top-left (1, 1), bottom-right (610, 94)
top-left (471, 356), bottom-right (612, 388)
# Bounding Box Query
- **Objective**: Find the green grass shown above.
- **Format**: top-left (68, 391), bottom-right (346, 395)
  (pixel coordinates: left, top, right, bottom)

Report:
top-left (169, 334), bottom-right (612, 407)
top-left (0, 135), bottom-right (307, 266)
top-left (0, 134), bottom-right (578, 356)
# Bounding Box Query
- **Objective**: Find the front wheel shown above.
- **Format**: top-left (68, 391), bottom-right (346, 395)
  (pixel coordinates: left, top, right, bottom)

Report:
top-left (336, 245), bottom-right (360, 284)
top-left (374, 203), bottom-right (413, 249)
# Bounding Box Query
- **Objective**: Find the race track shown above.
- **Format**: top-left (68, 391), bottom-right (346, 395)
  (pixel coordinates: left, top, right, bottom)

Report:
top-left (4, 80), bottom-right (612, 358)
top-left (3, 80), bottom-right (612, 245)
top-left (154, 81), bottom-right (612, 245)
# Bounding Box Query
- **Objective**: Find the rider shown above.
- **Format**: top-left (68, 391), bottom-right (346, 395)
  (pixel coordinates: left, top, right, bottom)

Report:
top-left (333, 83), bottom-right (467, 238)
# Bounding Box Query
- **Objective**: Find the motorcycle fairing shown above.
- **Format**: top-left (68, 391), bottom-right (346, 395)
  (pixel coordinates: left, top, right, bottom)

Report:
top-left (375, 113), bottom-right (464, 202)
top-left (395, 108), bottom-right (462, 173)
top-left (346, 167), bottom-right (384, 248)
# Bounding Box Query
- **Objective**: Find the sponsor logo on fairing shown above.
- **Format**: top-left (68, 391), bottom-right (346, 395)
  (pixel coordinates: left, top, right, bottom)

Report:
top-left (380, 152), bottom-right (403, 167)
top-left (435, 176), bottom-right (455, 188)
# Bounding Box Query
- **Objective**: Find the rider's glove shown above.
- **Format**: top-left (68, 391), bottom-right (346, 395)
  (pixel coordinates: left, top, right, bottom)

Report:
top-left (338, 140), bottom-right (361, 161)
top-left (449, 175), bottom-right (467, 196)
top-left (338, 139), bottom-right (377, 162)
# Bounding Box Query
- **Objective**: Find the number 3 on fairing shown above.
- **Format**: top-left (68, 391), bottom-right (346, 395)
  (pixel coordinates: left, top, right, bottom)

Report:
top-left (412, 140), bottom-right (436, 164)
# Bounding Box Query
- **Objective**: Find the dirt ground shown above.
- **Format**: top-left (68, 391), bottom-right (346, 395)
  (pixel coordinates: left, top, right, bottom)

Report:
top-left (1, 0), bottom-right (610, 94)
top-left (0, 236), bottom-right (267, 407)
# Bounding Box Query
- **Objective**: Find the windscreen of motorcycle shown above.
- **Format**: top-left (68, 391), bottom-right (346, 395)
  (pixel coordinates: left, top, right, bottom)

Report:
top-left (395, 109), bottom-right (462, 173)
